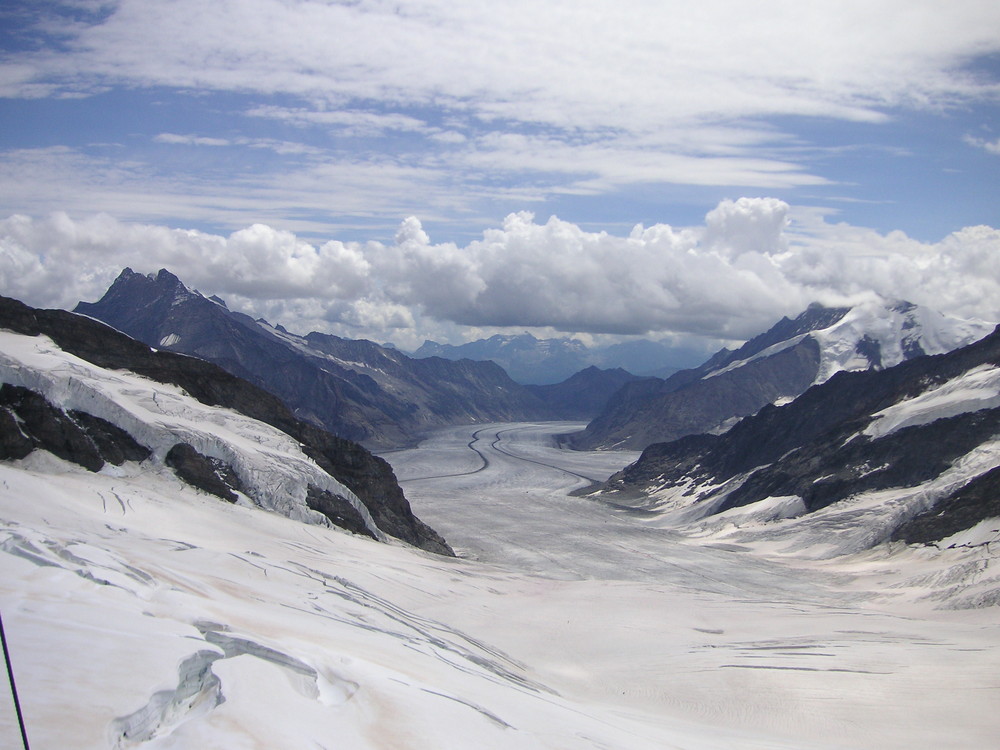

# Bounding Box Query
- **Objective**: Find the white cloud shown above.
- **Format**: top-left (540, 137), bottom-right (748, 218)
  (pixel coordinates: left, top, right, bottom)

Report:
top-left (246, 105), bottom-right (431, 136)
top-left (964, 134), bottom-right (1000, 155)
top-left (3, 200), bottom-right (998, 347)
top-left (154, 133), bottom-right (231, 147)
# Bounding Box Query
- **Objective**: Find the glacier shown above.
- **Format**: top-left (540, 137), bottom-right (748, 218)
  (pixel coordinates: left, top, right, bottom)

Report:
top-left (1, 332), bottom-right (999, 748)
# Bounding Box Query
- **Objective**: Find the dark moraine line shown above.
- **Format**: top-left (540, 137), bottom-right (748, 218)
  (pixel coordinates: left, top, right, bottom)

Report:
top-left (487, 426), bottom-right (604, 485)
top-left (399, 427), bottom-right (491, 482)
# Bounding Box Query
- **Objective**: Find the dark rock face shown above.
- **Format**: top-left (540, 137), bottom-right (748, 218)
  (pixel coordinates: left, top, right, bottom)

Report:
top-left (305, 485), bottom-right (377, 541)
top-left (599, 325), bottom-right (1000, 545)
top-left (165, 443), bottom-right (244, 503)
top-left (0, 384), bottom-right (151, 471)
top-left (0, 295), bottom-right (453, 556)
top-left (75, 269), bottom-right (554, 448)
top-left (0, 407), bottom-right (33, 461)
top-left (525, 366), bottom-right (645, 420)
top-left (892, 466), bottom-right (1000, 545)
top-left (71, 410), bottom-right (152, 466)
top-left (717, 407), bottom-right (1000, 515)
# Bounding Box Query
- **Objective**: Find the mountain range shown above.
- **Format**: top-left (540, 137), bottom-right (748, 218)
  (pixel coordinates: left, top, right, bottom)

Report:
top-left (570, 298), bottom-right (995, 450)
top-left (74, 269), bottom-right (560, 448)
top-left (412, 333), bottom-right (706, 384)
top-left (73, 270), bottom-right (645, 449)
top-left (590, 320), bottom-right (1000, 574)
top-left (3, 285), bottom-right (1000, 746)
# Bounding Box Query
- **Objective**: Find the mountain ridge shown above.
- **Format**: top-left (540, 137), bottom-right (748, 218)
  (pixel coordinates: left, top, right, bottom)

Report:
top-left (413, 332), bottom-right (706, 384)
top-left (589, 323), bottom-right (1000, 570)
top-left (75, 268), bottom-right (557, 448)
top-left (571, 297), bottom-right (994, 450)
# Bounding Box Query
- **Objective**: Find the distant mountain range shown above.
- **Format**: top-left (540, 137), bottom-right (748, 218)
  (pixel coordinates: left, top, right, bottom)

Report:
top-left (589, 319), bottom-right (1000, 571)
top-left (412, 333), bottom-right (706, 384)
top-left (570, 299), bottom-right (995, 451)
top-left (525, 366), bottom-right (645, 420)
top-left (74, 269), bottom-right (633, 448)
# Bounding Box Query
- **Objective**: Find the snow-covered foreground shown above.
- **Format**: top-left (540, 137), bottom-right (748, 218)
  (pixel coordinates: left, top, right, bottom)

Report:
top-left (2, 423), bottom-right (999, 749)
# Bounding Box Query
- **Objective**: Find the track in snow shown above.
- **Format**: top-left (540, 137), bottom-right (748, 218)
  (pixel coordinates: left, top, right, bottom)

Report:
top-left (398, 424), bottom-right (603, 485)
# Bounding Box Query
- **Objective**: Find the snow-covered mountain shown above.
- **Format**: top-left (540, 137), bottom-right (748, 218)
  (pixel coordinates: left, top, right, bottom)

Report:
top-left (412, 332), bottom-right (705, 384)
top-left (572, 297), bottom-right (995, 450)
top-left (0, 295), bottom-right (450, 555)
top-left (75, 269), bottom-right (556, 448)
top-left (591, 321), bottom-right (1000, 574)
top-left (3, 295), bottom-right (1000, 749)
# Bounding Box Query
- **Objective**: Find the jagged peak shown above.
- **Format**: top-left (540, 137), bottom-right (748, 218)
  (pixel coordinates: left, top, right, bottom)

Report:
top-left (154, 268), bottom-right (182, 286)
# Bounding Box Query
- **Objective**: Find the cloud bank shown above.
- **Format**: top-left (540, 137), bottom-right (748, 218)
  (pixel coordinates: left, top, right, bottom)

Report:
top-left (2, 199), bottom-right (997, 347)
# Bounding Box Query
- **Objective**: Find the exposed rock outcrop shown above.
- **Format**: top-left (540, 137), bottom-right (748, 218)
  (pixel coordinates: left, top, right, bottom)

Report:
top-left (165, 443), bottom-right (244, 503)
top-left (0, 383), bottom-right (151, 471)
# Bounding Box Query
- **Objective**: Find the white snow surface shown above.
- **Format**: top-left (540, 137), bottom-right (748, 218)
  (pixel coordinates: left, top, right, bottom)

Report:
top-left (2, 334), bottom-right (1000, 748)
top-left (704, 297), bottom-right (995, 385)
top-left (0, 330), bottom-right (381, 537)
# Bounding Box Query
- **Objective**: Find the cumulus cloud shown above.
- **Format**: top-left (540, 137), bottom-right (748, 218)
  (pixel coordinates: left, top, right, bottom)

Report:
top-left (2, 199), bottom-right (998, 347)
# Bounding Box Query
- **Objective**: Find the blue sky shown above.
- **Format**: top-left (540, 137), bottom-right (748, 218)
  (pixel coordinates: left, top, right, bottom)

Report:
top-left (1, 1), bottom-right (999, 349)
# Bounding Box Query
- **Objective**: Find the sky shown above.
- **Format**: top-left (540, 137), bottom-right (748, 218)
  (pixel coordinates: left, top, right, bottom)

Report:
top-left (0, 0), bottom-right (998, 351)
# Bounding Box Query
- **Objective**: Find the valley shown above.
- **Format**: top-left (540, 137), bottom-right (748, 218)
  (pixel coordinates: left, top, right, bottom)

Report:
top-left (385, 423), bottom-right (1000, 748)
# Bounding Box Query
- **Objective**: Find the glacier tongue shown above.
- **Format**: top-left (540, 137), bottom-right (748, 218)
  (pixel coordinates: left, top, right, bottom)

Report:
top-left (0, 330), bottom-right (383, 540)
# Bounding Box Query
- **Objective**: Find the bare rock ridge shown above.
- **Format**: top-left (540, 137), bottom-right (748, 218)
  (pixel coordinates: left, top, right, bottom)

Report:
top-left (75, 268), bottom-right (556, 449)
top-left (0, 294), bottom-right (452, 555)
top-left (594, 323), bottom-right (1000, 549)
